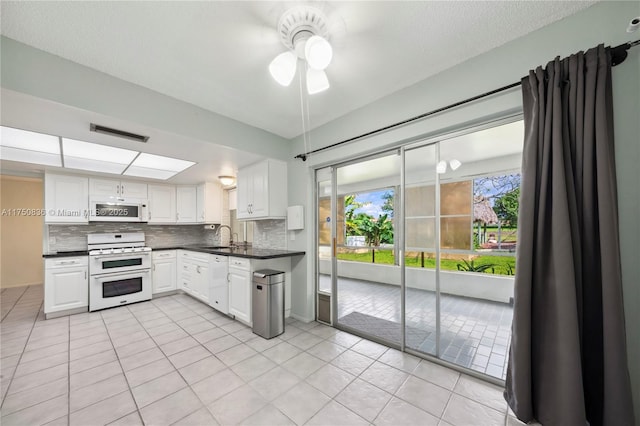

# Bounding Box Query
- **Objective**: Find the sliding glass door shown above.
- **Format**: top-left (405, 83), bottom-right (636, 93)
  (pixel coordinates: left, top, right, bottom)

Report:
top-left (334, 152), bottom-right (402, 345)
top-left (316, 119), bottom-right (522, 380)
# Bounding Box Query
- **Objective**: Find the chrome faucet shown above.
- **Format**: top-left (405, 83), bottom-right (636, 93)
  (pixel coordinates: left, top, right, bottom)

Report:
top-left (215, 225), bottom-right (233, 245)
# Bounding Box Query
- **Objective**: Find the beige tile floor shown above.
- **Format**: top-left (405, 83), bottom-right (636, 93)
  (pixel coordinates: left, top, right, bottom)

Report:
top-left (1, 285), bottom-right (523, 426)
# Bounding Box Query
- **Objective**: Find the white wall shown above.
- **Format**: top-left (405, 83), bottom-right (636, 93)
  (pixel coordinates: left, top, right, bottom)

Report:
top-left (287, 1), bottom-right (639, 414)
top-left (0, 37), bottom-right (290, 161)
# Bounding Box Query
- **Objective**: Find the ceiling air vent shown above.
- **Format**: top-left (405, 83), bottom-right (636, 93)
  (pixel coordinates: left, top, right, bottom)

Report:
top-left (89, 123), bottom-right (149, 143)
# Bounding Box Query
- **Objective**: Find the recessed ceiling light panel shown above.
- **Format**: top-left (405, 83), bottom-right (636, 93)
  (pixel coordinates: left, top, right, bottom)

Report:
top-left (0, 126), bottom-right (61, 166)
top-left (130, 153), bottom-right (195, 172)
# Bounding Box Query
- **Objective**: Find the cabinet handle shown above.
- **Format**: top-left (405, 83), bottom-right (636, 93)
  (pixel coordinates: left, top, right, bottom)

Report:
top-left (176, 212), bottom-right (180, 221)
top-left (121, 185), bottom-right (124, 195)
top-left (153, 264), bottom-right (156, 271)
top-left (196, 265), bottom-right (201, 274)
top-left (84, 271), bottom-right (87, 279)
top-left (227, 273), bottom-right (230, 282)
top-left (117, 184), bottom-right (120, 195)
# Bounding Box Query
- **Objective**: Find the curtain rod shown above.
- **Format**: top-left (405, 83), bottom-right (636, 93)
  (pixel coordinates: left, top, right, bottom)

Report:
top-left (295, 39), bottom-right (640, 161)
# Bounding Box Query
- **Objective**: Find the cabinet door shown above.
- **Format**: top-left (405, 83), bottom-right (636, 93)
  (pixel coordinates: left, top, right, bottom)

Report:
top-left (176, 186), bottom-right (197, 223)
top-left (152, 259), bottom-right (176, 293)
top-left (194, 262), bottom-right (210, 303)
top-left (148, 185), bottom-right (176, 223)
top-left (45, 267), bottom-right (88, 313)
top-left (197, 183), bottom-right (222, 224)
top-left (236, 167), bottom-right (251, 219)
top-left (89, 178), bottom-right (120, 198)
top-left (249, 161), bottom-right (268, 217)
top-left (45, 174), bottom-right (89, 223)
top-left (120, 181), bottom-right (148, 199)
top-left (228, 267), bottom-right (251, 324)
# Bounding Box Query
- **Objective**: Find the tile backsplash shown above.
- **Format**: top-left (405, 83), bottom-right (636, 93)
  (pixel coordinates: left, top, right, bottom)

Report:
top-left (47, 223), bottom-right (220, 252)
top-left (253, 219), bottom-right (286, 250)
top-left (46, 219), bottom-right (287, 252)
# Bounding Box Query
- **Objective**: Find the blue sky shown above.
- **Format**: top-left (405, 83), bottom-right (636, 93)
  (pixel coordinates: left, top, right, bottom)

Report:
top-left (352, 190), bottom-right (390, 217)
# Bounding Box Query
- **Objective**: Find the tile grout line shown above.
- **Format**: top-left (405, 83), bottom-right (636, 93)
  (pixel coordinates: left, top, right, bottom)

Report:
top-left (97, 306), bottom-right (145, 425)
top-left (0, 287), bottom-right (43, 410)
top-left (0, 286), bottom-right (28, 322)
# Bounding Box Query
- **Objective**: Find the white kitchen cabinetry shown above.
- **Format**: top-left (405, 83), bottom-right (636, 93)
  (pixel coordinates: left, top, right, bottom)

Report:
top-left (237, 159), bottom-right (287, 220)
top-left (44, 173), bottom-right (89, 223)
top-left (152, 250), bottom-right (177, 294)
top-left (44, 256), bottom-right (88, 318)
top-left (228, 257), bottom-right (252, 325)
top-left (176, 186), bottom-right (197, 223)
top-left (178, 251), bottom-right (209, 303)
top-left (209, 254), bottom-right (229, 314)
top-left (197, 182), bottom-right (222, 224)
top-left (89, 178), bottom-right (147, 199)
top-left (148, 184), bottom-right (176, 223)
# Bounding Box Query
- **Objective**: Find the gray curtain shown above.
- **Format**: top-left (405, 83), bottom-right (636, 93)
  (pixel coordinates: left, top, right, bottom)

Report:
top-left (505, 45), bottom-right (635, 426)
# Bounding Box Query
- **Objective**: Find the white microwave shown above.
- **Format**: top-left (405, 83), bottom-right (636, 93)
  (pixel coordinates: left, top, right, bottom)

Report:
top-left (89, 197), bottom-right (149, 222)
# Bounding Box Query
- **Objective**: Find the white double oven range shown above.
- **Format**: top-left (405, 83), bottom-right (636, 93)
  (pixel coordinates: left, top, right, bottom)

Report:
top-left (88, 232), bottom-right (152, 311)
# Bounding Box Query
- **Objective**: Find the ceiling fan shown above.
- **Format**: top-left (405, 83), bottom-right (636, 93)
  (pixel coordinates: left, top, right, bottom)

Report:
top-left (268, 6), bottom-right (333, 95)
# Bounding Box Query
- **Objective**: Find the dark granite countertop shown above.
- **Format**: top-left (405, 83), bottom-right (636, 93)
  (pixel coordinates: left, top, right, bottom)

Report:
top-left (177, 245), bottom-right (305, 259)
top-left (43, 246), bottom-right (305, 260)
top-left (43, 250), bottom-right (89, 258)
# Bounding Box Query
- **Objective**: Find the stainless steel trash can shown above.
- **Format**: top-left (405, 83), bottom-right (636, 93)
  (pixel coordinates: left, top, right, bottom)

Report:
top-left (252, 269), bottom-right (285, 339)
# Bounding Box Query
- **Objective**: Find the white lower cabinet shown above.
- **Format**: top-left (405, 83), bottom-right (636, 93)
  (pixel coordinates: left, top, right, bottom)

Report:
top-left (44, 256), bottom-right (88, 317)
top-left (228, 257), bottom-right (252, 325)
top-left (176, 251), bottom-right (292, 327)
top-left (152, 250), bottom-right (177, 294)
top-left (209, 254), bottom-right (229, 314)
top-left (178, 250), bottom-right (209, 304)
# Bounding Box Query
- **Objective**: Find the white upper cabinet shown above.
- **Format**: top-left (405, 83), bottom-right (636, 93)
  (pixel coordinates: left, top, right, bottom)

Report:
top-left (45, 173), bottom-right (89, 223)
top-left (237, 159), bottom-right (287, 220)
top-left (196, 182), bottom-right (222, 224)
top-left (176, 186), bottom-right (197, 223)
top-left (89, 178), bottom-right (147, 199)
top-left (147, 184), bottom-right (176, 223)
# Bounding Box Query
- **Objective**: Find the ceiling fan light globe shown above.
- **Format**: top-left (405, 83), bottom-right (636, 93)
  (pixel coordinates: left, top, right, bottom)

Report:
top-left (449, 159), bottom-right (462, 170)
top-left (436, 160), bottom-right (447, 174)
top-left (305, 35), bottom-right (332, 70)
top-left (306, 68), bottom-right (330, 95)
top-left (269, 51), bottom-right (297, 86)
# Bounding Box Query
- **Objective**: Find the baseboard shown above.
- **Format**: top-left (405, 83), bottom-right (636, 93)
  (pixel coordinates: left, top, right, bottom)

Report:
top-left (290, 312), bottom-right (315, 323)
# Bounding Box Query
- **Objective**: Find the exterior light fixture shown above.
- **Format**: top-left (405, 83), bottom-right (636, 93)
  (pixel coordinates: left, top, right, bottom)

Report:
top-left (449, 159), bottom-right (462, 170)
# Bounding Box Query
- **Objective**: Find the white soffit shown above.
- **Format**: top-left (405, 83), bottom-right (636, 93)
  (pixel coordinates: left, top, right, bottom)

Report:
top-left (0, 1), bottom-right (596, 139)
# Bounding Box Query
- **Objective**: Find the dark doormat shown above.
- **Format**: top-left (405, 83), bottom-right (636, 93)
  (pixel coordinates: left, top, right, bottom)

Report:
top-left (338, 311), bottom-right (432, 348)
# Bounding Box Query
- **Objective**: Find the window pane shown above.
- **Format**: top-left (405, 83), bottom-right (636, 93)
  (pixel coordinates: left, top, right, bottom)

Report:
top-left (441, 216), bottom-right (472, 249)
top-left (441, 181), bottom-right (471, 215)
top-left (318, 197), bottom-right (331, 245)
top-left (406, 217), bottom-right (436, 249)
top-left (406, 185), bottom-right (435, 216)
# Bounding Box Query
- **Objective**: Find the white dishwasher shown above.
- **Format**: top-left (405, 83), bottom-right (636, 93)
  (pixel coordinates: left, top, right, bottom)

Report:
top-left (209, 254), bottom-right (229, 314)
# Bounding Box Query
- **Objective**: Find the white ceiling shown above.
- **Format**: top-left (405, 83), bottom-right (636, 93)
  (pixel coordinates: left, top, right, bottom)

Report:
top-left (0, 1), bottom-right (595, 140)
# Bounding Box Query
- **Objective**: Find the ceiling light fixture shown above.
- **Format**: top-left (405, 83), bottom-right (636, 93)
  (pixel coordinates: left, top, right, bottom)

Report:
top-left (218, 175), bottom-right (236, 187)
top-left (269, 6), bottom-right (332, 95)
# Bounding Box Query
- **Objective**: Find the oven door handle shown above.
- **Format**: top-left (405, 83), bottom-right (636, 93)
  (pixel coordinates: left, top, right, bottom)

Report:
top-left (91, 269), bottom-right (150, 279)
top-left (92, 253), bottom-right (151, 260)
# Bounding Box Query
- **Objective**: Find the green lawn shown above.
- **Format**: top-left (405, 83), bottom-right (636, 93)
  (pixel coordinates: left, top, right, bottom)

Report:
top-left (337, 249), bottom-right (516, 275)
